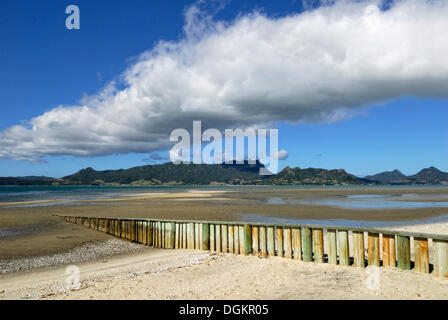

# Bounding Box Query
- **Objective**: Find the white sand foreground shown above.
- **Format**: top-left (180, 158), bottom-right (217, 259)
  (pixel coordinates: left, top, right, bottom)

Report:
top-left (1, 243), bottom-right (447, 300)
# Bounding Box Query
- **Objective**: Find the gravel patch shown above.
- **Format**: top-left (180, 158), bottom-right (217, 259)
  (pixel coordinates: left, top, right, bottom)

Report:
top-left (0, 239), bottom-right (145, 274)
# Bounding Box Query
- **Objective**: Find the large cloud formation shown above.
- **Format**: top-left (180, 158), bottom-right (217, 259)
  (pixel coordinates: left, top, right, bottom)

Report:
top-left (1, 0), bottom-right (448, 162)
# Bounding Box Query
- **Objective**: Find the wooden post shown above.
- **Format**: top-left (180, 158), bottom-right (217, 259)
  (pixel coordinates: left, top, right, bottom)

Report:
top-left (139, 221), bottom-right (144, 243)
top-left (292, 228), bottom-right (302, 260)
top-left (158, 222), bottom-right (162, 248)
top-left (126, 220), bottom-right (130, 241)
top-left (182, 223), bottom-right (187, 249)
top-left (338, 230), bottom-right (350, 266)
top-left (327, 229), bottom-right (337, 265)
top-left (389, 235), bottom-right (396, 267)
top-left (120, 221), bottom-right (124, 238)
top-left (153, 222), bottom-right (156, 247)
top-left (216, 224), bottom-right (221, 253)
top-left (132, 220), bottom-right (136, 243)
top-left (368, 233), bottom-right (380, 267)
top-left (189, 223), bottom-right (195, 250)
top-left (382, 234), bottom-right (390, 267)
top-left (202, 223), bottom-right (210, 250)
top-left (267, 226), bottom-right (275, 256)
top-left (239, 225), bottom-right (245, 255)
top-left (117, 220), bottom-right (121, 238)
top-left (382, 234), bottom-right (396, 267)
top-left (198, 223), bottom-right (203, 250)
top-left (276, 227), bottom-right (284, 257)
top-left (234, 225), bottom-right (240, 254)
top-left (195, 223), bottom-right (200, 250)
top-left (143, 221), bottom-right (147, 245)
top-left (243, 225), bottom-right (252, 255)
top-left (433, 239), bottom-right (448, 277)
top-left (414, 237), bottom-right (429, 274)
top-left (229, 225), bottom-right (234, 253)
top-left (175, 223), bottom-right (180, 249)
top-left (170, 222), bottom-right (176, 249)
top-left (221, 225), bottom-right (228, 253)
top-left (313, 229), bottom-right (324, 263)
top-left (283, 227), bottom-right (292, 259)
top-left (397, 235), bottom-right (411, 270)
top-left (259, 226), bottom-right (267, 257)
top-left (352, 231), bottom-right (365, 268)
top-left (252, 226), bottom-right (259, 255)
top-left (147, 221), bottom-right (153, 246)
top-left (302, 227), bottom-right (312, 262)
top-left (210, 224), bottom-right (215, 251)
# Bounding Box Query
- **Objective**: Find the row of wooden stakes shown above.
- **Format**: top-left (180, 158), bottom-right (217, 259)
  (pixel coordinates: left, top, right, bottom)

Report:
top-left (62, 216), bottom-right (448, 277)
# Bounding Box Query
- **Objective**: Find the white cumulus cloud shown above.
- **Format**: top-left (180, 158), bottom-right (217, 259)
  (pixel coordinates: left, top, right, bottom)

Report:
top-left (1, 0), bottom-right (448, 162)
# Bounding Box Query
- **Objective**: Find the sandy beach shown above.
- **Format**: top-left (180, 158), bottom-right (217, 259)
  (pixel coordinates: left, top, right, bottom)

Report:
top-left (1, 237), bottom-right (447, 300)
top-left (1, 187), bottom-right (448, 299)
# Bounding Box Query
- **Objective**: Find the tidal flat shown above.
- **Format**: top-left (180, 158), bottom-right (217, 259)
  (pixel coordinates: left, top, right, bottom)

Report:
top-left (1, 186), bottom-right (448, 263)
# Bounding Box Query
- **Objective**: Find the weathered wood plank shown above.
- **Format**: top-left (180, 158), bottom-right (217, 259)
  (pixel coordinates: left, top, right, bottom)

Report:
top-left (199, 223), bottom-right (203, 250)
top-left (175, 223), bottom-right (180, 249)
top-left (221, 225), bottom-right (228, 253)
top-left (302, 227), bottom-right (312, 262)
top-left (389, 235), bottom-right (396, 267)
top-left (338, 230), bottom-right (350, 266)
top-left (235, 225), bottom-right (240, 254)
top-left (228, 225), bottom-right (234, 253)
top-left (275, 227), bottom-right (284, 257)
top-left (327, 229), bottom-right (338, 265)
top-left (433, 239), bottom-right (448, 277)
top-left (260, 226), bottom-right (267, 257)
top-left (202, 223), bottom-right (210, 250)
top-left (252, 226), bottom-right (259, 255)
top-left (397, 235), bottom-right (411, 270)
top-left (146, 221), bottom-right (153, 246)
top-left (414, 237), bottom-right (429, 274)
top-left (352, 231), bottom-right (365, 268)
top-left (292, 228), bottom-right (302, 260)
top-left (243, 225), bottom-right (252, 255)
top-left (382, 234), bottom-right (391, 267)
top-left (210, 224), bottom-right (215, 251)
top-left (216, 224), bottom-right (221, 253)
top-left (239, 225), bottom-right (245, 255)
top-left (195, 223), bottom-right (200, 250)
top-left (284, 227), bottom-right (292, 259)
top-left (368, 233), bottom-right (380, 267)
top-left (313, 229), bottom-right (324, 263)
top-left (170, 222), bottom-right (176, 249)
top-left (267, 226), bottom-right (275, 256)
top-left (189, 222), bottom-right (195, 250)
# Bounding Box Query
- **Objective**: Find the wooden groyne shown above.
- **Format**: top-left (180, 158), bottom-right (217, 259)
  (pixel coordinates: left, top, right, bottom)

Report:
top-left (60, 216), bottom-right (448, 277)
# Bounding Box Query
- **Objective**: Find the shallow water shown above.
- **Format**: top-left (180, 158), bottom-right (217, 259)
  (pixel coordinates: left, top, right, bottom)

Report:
top-left (237, 213), bottom-right (448, 228)
top-left (266, 194), bottom-right (448, 210)
top-left (1, 185), bottom-right (448, 204)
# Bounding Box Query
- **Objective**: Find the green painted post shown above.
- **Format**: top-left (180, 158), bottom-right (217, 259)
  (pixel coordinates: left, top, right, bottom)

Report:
top-left (243, 225), bottom-right (252, 255)
top-left (202, 223), bottom-right (210, 250)
top-left (302, 227), bottom-right (312, 262)
top-left (397, 235), bottom-right (411, 270)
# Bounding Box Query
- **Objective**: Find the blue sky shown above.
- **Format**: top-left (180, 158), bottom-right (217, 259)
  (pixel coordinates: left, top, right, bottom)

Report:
top-left (0, 0), bottom-right (447, 178)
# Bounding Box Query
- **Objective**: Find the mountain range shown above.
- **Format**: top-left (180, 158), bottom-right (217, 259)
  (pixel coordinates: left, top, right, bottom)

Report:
top-left (1, 162), bottom-right (447, 186)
